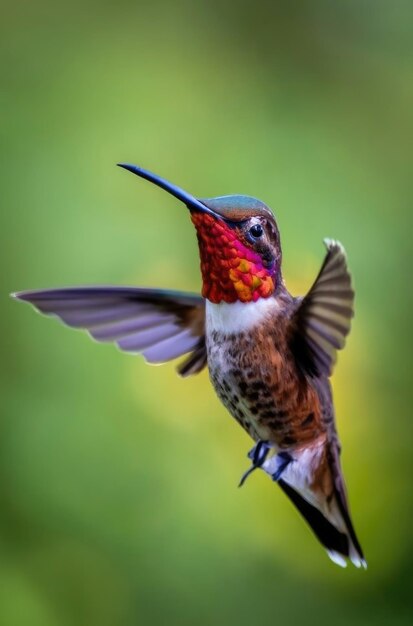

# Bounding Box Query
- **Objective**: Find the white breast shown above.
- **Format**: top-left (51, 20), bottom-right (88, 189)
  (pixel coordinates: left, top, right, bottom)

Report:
top-left (206, 298), bottom-right (280, 334)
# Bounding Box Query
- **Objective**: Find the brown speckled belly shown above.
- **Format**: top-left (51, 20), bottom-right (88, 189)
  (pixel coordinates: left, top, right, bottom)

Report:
top-left (206, 327), bottom-right (324, 449)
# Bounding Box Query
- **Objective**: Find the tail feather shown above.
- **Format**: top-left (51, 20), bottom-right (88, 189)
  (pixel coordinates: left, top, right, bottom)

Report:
top-left (278, 479), bottom-right (349, 556)
top-left (327, 444), bottom-right (366, 567)
top-left (278, 477), bottom-right (366, 568)
top-left (252, 435), bottom-right (365, 568)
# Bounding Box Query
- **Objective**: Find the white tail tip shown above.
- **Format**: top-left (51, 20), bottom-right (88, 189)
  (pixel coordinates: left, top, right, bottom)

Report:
top-left (327, 550), bottom-right (347, 568)
top-left (327, 550), bottom-right (368, 569)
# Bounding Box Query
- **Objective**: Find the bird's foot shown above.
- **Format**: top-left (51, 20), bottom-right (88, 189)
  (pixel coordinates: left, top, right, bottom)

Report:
top-left (238, 440), bottom-right (272, 487)
top-left (239, 443), bottom-right (293, 487)
top-left (269, 451), bottom-right (293, 482)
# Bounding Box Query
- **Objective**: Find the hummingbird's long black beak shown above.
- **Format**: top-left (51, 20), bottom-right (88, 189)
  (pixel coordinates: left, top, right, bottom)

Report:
top-left (117, 163), bottom-right (221, 219)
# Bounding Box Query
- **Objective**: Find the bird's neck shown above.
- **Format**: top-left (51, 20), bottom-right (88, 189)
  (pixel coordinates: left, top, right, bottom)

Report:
top-left (191, 212), bottom-right (277, 304)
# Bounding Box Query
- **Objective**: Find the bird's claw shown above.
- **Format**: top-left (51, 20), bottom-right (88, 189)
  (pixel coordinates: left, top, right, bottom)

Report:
top-left (238, 440), bottom-right (271, 487)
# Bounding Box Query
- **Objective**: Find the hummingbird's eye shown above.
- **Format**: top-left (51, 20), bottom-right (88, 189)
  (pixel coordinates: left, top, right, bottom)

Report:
top-left (249, 224), bottom-right (263, 238)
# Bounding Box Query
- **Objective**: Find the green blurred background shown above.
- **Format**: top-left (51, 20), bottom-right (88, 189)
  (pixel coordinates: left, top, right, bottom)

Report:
top-left (1, 1), bottom-right (412, 624)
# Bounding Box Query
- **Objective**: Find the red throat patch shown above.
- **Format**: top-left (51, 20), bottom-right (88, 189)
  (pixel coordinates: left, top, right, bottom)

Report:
top-left (191, 213), bottom-right (276, 303)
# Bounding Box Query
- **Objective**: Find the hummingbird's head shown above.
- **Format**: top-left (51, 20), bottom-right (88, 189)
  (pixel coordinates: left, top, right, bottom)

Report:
top-left (190, 196), bottom-right (281, 303)
top-left (118, 164), bottom-right (281, 304)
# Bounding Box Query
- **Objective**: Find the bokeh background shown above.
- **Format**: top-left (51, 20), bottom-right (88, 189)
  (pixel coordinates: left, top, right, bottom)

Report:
top-left (1, 1), bottom-right (412, 625)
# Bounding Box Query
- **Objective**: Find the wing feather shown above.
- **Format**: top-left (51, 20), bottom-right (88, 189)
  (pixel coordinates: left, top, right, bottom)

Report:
top-left (13, 286), bottom-right (207, 376)
top-left (290, 240), bottom-right (354, 377)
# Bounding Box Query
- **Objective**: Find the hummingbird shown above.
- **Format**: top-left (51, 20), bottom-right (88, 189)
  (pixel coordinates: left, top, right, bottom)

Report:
top-left (13, 163), bottom-right (366, 569)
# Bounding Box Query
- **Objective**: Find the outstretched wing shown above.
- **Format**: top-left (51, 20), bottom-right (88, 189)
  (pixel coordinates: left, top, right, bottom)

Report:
top-left (13, 287), bottom-right (207, 376)
top-left (290, 239), bottom-right (354, 378)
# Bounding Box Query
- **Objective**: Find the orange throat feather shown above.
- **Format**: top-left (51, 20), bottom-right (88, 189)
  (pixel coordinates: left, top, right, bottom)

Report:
top-left (191, 213), bottom-right (276, 304)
